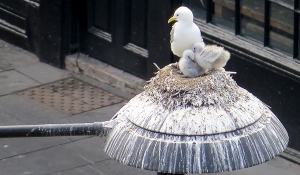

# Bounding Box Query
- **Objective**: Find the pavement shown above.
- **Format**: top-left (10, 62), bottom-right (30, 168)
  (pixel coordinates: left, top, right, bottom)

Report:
top-left (0, 39), bottom-right (299, 175)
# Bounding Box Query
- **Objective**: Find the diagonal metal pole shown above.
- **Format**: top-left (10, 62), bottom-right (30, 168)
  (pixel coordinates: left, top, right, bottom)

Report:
top-left (0, 121), bottom-right (113, 138)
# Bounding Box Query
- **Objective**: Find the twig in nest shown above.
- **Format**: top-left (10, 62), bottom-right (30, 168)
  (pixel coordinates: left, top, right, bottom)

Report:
top-left (153, 63), bottom-right (161, 70)
top-left (226, 71), bottom-right (237, 74)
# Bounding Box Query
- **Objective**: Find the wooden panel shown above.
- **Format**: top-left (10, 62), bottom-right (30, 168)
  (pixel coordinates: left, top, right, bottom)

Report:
top-left (0, 6), bottom-right (26, 30)
top-left (0, 0), bottom-right (27, 40)
top-left (0, 0), bottom-right (27, 17)
top-left (94, 0), bottom-right (111, 32)
top-left (112, 0), bottom-right (130, 45)
top-left (130, 0), bottom-right (147, 48)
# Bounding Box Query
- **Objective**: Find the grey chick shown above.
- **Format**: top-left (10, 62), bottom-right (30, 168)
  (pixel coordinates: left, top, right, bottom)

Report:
top-left (193, 42), bottom-right (230, 71)
top-left (178, 50), bottom-right (207, 78)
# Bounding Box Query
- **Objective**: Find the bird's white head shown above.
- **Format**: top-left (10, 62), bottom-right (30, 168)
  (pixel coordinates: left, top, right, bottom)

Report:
top-left (193, 42), bottom-right (205, 54)
top-left (183, 49), bottom-right (195, 61)
top-left (168, 6), bottom-right (194, 24)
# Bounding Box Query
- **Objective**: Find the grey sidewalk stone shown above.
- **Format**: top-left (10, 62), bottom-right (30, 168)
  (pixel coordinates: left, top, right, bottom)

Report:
top-left (89, 159), bottom-right (156, 175)
top-left (0, 70), bottom-right (40, 95)
top-left (62, 137), bottom-right (109, 163)
top-left (0, 94), bottom-right (67, 124)
top-left (0, 45), bottom-right (39, 70)
top-left (0, 137), bottom-right (70, 160)
top-left (74, 74), bottom-right (135, 99)
top-left (56, 103), bottom-right (125, 124)
top-left (50, 165), bottom-right (104, 175)
top-left (0, 110), bottom-right (24, 125)
top-left (206, 156), bottom-right (300, 175)
top-left (65, 54), bottom-right (146, 95)
top-left (16, 62), bottom-right (72, 84)
top-left (0, 39), bottom-right (6, 48)
top-left (0, 146), bottom-right (90, 175)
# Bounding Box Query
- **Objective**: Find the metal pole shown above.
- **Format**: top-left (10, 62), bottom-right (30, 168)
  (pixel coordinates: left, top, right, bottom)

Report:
top-left (0, 122), bottom-right (112, 137)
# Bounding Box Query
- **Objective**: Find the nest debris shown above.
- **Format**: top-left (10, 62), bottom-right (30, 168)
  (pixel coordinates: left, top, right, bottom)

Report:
top-left (145, 63), bottom-right (247, 109)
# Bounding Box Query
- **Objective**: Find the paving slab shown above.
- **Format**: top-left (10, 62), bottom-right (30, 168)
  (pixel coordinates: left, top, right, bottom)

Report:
top-left (66, 54), bottom-right (146, 95)
top-left (0, 45), bottom-right (39, 70)
top-left (0, 146), bottom-right (90, 175)
top-left (90, 159), bottom-right (156, 175)
top-left (206, 156), bottom-right (300, 175)
top-left (16, 62), bottom-right (72, 83)
top-left (57, 103), bottom-right (125, 124)
top-left (0, 39), bottom-right (6, 48)
top-left (0, 137), bottom-right (71, 160)
top-left (0, 70), bottom-right (40, 95)
top-left (0, 110), bottom-right (25, 125)
top-left (50, 165), bottom-right (103, 175)
top-left (0, 67), bottom-right (3, 72)
top-left (75, 74), bottom-right (135, 100)
top-left (0, 94), bottom-right (67, 124)
top-left (62, 137), bottom-right (109, 163)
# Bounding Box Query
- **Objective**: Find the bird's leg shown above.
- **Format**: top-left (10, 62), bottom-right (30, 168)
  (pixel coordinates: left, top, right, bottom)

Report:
top-left (171, 62), bottom-right (179, 68)
top-left (204, 70), bottom-right (213, 75)
top-left (180, 74), bottom-right (190, 78)
top-left (177, 69), bottom-right (184, 75)
top-left (225, 71), bottom-right (237, 74)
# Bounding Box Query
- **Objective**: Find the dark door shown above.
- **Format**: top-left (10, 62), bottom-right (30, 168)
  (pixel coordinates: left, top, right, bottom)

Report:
top-left (79, 0), bottom-right (179, 79)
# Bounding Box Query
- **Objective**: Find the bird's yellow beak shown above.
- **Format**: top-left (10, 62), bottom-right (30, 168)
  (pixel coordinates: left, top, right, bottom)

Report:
top-left (168, 17), bottom-right (177, 23)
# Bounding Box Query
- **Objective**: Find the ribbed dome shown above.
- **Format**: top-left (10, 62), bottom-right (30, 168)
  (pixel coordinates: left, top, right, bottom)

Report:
top-left (104, 64), bottom-right (289, 174)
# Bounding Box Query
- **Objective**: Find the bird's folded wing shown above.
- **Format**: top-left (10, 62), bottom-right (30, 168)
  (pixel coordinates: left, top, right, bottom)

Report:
top-left (200, 46), bottom-right (223, 63)
top-left (170, 23), bottom-right (176, 43)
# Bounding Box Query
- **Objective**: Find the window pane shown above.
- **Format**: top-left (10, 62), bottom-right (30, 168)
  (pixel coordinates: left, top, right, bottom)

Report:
top-left (212, 0), bottom-right (235, 31)
top-left (240, 0), bottom-right (264, 43)
top-left (182, 0), bottom-right (207, 20)
top-left (269, 3), bottom-right (294, 55)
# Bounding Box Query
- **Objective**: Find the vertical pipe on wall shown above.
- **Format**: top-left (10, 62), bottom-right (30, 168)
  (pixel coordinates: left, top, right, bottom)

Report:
top-left (264, 0), bottom-right (270, 46)
top-left (235, 0), bottom-right (241, 35)
top-left (206, 0), bottom-right (213, 23)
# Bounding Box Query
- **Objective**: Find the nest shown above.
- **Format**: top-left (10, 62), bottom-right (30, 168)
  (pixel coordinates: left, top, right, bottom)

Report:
top-left (105, 64), bottom-right (288, 174)
top-left (145, 63), bottom-right (246, 109)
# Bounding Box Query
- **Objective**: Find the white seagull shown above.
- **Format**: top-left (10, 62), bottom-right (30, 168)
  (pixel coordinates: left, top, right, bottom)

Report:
top-left (168, 6), bottom-right (204, 57)
top-left (178, 50), bottom-right (207, 78)
top-left (193, 42), bottom-right (230, 71)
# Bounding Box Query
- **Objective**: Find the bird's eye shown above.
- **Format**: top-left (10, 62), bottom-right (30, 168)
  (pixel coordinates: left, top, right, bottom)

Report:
top-left (176, 14), bottom-right (179, 16)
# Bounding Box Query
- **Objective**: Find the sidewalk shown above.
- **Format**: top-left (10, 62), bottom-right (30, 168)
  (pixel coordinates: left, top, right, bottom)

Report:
top-left (0, 39), bottom-right (299, 175)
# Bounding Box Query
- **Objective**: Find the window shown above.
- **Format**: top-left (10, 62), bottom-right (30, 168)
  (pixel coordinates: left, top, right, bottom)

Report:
top-left (240, 0), bottom-right (265, 43)
top-left (183, 0), bottom-right (300, 60)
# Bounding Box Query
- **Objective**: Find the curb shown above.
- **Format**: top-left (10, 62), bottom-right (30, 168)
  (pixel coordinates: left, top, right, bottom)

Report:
top-left (65, 53), bottom-right (146, 95)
